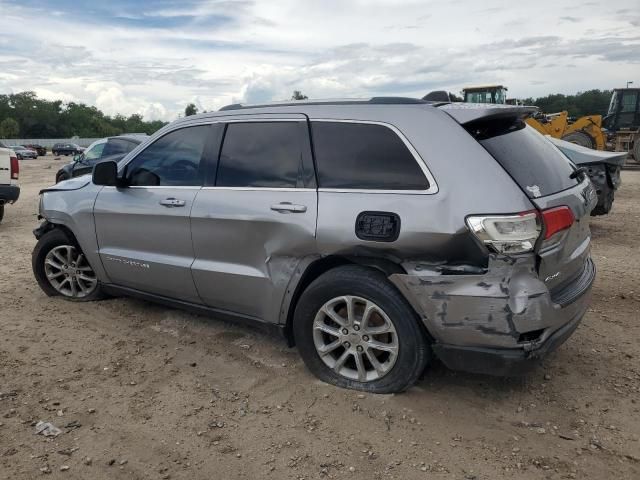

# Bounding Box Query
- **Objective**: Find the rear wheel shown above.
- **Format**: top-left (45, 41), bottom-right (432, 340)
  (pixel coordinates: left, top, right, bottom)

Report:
top-left (591, 188), bottom-right (614, 216)
top-left (32, 229), bottom-right (104, 301)
top-left (561, 131), bottom-right (595, 149)
top-left (293, 265), bottom-right (431, 393)
top-left (0, 204), bottom-right (4, 223)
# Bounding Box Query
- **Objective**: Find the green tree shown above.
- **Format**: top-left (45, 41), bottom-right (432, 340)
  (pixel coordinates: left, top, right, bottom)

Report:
top-left (291, 90), bottom-right (308, 100)
top-left (0, 91), bottom-right (169, 138)
top-left (522, 90), bottom-right (613, 117)
top-left (0, 118), bottom-right (19, 138)
top-left (185, 103), bottom-right (198, 116)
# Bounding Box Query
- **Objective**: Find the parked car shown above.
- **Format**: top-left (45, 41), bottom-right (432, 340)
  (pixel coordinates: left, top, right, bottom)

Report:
top-left (55, 134), bottom-right (146, 183)
top-left (25, 144), bottom-right (47, 156)
top-left (52, 143), bottom-right (84, 156)
top-left (11, 145), bottom-right (37, 159)
top-left (32, 98), bottom-right (597, 393)
top-left (0, 144), bottom-right (20, 223)
top-left (547, 136), bottom-right (627, 216)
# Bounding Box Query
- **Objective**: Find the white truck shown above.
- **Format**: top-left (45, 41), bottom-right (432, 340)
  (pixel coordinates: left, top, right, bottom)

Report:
top-left (0, 141), bottom-right (20, 223)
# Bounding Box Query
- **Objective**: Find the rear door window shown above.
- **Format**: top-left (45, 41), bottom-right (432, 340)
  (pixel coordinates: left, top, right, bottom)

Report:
top-left (310, 122), bottom-right (429, 190)
top-left (470, 120), bottom-right (578, 198)
top-left (216, 122), bottom-right (313, 188)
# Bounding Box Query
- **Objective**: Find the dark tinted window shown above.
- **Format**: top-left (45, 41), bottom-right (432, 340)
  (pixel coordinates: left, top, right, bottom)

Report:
top-left (217, 122), bottom-right (308, 188)
top-left (126, 126), bottom-right (209, 186)
top-left (472, 121), bottom-right (578, 198)
top-left (311, 122), bottom-right (428, 190)
top-left (103, 138), bottom-right (137, 157)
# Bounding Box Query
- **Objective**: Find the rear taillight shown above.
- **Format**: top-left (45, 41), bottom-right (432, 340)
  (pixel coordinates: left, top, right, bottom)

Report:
top-left (466, 211), bottom-right (541, 254)
top-left (10, 156), bottom-right (19, 180)
top-left (539, 206), bottom-right (574, 250)
top-left (467, 206), bottom-right (575, 255)
top-left (541, 206), bottom-right (574, 240)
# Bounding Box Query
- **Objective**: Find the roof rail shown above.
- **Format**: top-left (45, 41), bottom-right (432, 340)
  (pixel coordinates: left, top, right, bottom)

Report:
top-left (218, 97), bottom-right (428, 111)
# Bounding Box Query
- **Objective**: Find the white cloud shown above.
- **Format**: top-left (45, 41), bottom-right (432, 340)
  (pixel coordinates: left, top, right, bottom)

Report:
top-left (0, 0), bottom-right (638, 121)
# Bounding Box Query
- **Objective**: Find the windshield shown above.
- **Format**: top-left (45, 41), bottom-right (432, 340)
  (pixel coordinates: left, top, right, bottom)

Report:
top-left (608, 91), bottom-right (619, 115)
top-left (83, 141), bottom-right (106, 161)
top-left (465, 88), bottom-right (507, 104)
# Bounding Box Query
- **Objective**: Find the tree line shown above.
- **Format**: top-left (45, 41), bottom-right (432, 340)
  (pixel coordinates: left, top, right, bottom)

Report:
top-left (0, 88), bottom-right (617, 139)
top-left (0, 91), bottom-right (167, 139)
top-left (520, 89), bottom-right (613, 118)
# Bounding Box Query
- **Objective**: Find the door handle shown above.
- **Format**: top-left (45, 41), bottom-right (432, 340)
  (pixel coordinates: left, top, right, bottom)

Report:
top-left (159, 198), bottom-right (186, 207)
top-left (270, 202), bottom-right (307, 213)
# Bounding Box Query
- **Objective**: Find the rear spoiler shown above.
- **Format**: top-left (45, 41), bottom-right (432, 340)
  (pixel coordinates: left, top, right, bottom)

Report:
top-left (438, 103), bottom-right (538, 124)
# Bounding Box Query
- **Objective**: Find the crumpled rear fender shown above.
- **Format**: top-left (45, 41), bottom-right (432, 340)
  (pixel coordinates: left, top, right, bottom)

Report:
top-left (389, 255), bottom-right (587, 349)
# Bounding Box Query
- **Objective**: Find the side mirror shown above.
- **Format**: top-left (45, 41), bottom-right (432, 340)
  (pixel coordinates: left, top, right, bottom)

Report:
top-left (93, 161), bottom-right (123, 187)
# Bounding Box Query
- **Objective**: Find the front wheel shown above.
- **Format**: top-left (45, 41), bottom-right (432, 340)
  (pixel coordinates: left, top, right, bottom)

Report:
top-left (561, 131), bottom-right (594, 149)
top-left (32, 229), bottom-right (104, 301)
top-left (293, 265), bottom-right (431, 393)
top-left (0, 204), bottom-right (4, 223)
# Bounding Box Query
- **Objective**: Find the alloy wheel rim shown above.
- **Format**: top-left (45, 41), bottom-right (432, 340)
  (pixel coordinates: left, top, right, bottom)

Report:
top-left (312, 295), bottom-right (399, 382)
top-left (44, 245), bottom-right (97, 298)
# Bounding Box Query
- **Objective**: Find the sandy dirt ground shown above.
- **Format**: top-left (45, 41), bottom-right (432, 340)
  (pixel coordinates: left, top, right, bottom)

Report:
top-left (0, 156), bottom-right (639, 480)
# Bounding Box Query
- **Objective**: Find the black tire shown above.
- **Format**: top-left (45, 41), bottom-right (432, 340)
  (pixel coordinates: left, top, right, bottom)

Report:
top-left (561, 131), bottom-right (594, 149)
top-left (591, 188), bottom-right (614, 216)
top-left (32, 228), bottom-right (104, 302)
top-left (0, 204), bottom-right (4, 223)
top-left (293, 265), bottom-right (431, 393)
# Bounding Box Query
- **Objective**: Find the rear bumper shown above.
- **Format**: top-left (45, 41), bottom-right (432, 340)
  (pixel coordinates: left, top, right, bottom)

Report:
top-left (432, 310), bottom-right (583, 376)
top-left (0, 185), bottom-right (20, 204)
top-left (390, 255), bottom-right (595, 376)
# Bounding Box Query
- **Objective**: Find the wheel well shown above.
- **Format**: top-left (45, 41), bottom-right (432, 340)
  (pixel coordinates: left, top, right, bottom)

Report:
top-left (36, 221), bottom-right (78, 246)
top-left (282, 255), bottom-right (407, 347)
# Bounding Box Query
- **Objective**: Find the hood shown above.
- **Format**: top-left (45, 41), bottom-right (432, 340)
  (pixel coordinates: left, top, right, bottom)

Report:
top-left (40, 176), bottom-right (91, 194)
top-left (547, 136), bottom-right (628, 167)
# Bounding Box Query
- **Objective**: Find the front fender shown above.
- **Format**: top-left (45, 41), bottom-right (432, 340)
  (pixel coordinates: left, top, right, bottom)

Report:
top-left (38, 184), bottom-right (108, 282)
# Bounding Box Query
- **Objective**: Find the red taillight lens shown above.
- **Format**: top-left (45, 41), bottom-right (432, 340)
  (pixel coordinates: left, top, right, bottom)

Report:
top-left (541, 206), bottom-right (574, 239)
top-left (10, 156), bottom-right (19, 180)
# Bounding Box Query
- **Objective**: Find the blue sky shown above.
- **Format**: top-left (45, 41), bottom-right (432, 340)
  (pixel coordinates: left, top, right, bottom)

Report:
top-left (0, 0), bottom-right (638, 120)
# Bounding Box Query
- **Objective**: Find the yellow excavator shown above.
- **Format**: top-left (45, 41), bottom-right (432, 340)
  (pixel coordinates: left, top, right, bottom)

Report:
top-left (526, 111), bottom-right (606, 150)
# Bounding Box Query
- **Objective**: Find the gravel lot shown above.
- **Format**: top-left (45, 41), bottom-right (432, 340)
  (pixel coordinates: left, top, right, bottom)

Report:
top-left (1, 156), bottom-right (639, 479)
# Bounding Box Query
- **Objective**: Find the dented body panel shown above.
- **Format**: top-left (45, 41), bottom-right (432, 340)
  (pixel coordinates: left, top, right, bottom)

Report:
top-left (391, 255), bottom-right (593, 351)
top-left (36, 100), bottom-right (596, 378)
top-left (549, 136), bottom-right (626, 215)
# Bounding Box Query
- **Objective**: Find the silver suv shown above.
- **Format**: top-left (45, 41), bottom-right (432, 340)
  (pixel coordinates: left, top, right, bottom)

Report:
top-left (32, 98), bottom-right (597, 393)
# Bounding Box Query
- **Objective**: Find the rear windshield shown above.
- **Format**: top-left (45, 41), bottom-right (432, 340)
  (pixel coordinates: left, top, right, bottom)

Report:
top-left (467, 119), bottom-right (578, 198)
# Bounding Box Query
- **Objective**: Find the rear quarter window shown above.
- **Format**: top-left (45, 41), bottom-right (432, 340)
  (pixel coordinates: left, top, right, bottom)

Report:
top-left (311, 121), bottom-right (429, 190)
top-left (470, 121), bottom-right (578, 198)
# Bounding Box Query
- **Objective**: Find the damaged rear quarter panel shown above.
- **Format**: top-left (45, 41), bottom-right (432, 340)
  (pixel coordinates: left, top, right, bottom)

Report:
top-left (390, 255), bottom-right (576, 349)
